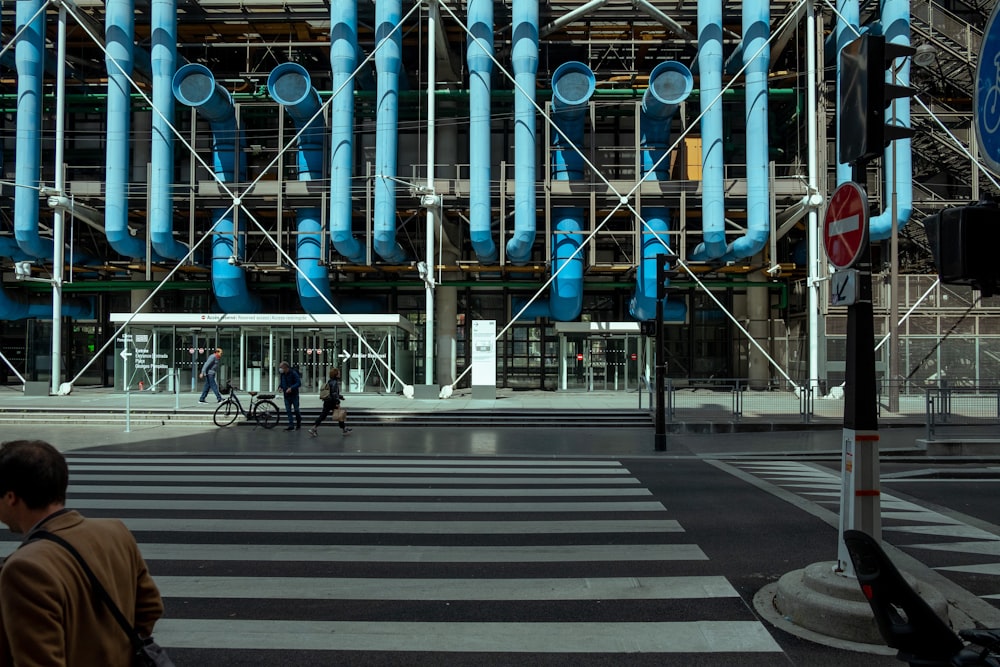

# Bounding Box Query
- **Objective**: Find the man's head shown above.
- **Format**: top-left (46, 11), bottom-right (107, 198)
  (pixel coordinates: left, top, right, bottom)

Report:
top-left (215, 348), bottom-right (223, 357)
top-left (279, 361), bottom-right (289, 373)
top-left (0, 441), bottom-right (68, 532)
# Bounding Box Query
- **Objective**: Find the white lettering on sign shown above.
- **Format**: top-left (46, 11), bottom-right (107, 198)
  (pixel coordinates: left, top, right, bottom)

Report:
top-left (829, 214), bottom-right (860, 236)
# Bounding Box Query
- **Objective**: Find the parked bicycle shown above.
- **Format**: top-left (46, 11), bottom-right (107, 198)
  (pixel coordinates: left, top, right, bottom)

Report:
top-left (213, 381), bottom-right (280, 429)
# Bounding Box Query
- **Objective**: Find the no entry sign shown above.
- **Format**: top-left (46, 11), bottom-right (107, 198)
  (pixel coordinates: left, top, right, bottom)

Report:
top-left (824, 182), bottom-right (868, 269)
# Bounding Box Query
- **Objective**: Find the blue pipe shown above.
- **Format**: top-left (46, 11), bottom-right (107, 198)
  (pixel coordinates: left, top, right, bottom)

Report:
top-left (505, 0), bottom-right (539, 265)
top-left (630, 61), bottom-right (692, 323)
top-left (467, 0), bottom-right (499, 263)
top-left (0, 239), bottom-right (92, 319)
top-left (869, 0), bottom-right (912, 241)
top-left (105, 0), bottom-right (147, 259)
top-left (173, 64), bottom-right (261, 313)
top-left (14, 0), bottom-right (52, 259)
top-left (150, 0), bottom-right (186, 259)
top-left (268, 63), bottom-right (337, 314)
top-left (835, 0), bottom-right (860, 186)
top-left (690, 0), bottom-right (727, 261)
top-left (0, 238), bottom-right (31, 261)
top-left (718, 0), bottom-right (771, 261)
top-left (372, 0), bottom-right (408, 264)
top-left (330, 1), bottom-right (365, 264)
top-left (518, 62), bottom-right (593, 321)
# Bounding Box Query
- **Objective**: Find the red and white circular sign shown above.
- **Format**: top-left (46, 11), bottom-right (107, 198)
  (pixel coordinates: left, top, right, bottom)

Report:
top-left (823, 182), bottom-right (868, 269)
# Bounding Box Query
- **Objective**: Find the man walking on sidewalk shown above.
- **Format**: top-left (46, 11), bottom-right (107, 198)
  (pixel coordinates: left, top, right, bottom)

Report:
top-left (278, 361), bottom-right (301, 431)
top-left (198, 348), bottom-right (223, 403)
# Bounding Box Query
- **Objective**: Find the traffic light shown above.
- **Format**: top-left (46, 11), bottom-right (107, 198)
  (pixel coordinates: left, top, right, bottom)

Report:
top-left (656, 253), bottom-right (675, 301)
top-left (923, 205), bottom-right (1000, 297)
top-left (839, 34), bottom-right (915, 165)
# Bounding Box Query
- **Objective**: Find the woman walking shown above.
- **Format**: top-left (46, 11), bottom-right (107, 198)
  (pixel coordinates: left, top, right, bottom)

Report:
top-left (308, 368), bottom-right (351, 436)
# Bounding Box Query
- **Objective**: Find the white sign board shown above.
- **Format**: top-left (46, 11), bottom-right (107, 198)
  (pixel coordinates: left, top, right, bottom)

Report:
top-left (471, 320), bottom-right (496, 387)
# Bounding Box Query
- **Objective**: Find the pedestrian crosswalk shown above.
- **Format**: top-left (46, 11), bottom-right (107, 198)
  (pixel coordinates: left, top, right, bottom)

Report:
top-left (41, 455), bottom-right (785, 662)
top-left (720, 460), bottom-right (1000, 611)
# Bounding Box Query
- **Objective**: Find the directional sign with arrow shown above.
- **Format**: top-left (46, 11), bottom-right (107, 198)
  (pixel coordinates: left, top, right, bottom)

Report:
top-left (339, 350), bottom-right (352, 361)
top-left (831, 268), bottom-right (858, 306)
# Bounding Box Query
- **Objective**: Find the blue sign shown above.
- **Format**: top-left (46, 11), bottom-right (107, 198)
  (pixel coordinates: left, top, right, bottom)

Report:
top-left (976, 2), bottom-right (1000, 174)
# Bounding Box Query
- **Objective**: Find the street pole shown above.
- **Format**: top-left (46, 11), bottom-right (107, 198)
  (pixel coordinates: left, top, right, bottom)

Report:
top-left (423, 0), bottom-right (437, 386)
top-left (836, 161), bottom-right (881, 576)
top-left (51, 3), bottom-right (68, 395)
top-left (654, 256), bottom-right (667, 451)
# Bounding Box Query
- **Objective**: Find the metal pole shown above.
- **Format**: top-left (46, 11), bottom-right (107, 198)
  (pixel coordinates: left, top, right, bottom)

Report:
top-left (806, 0), bottom-right (822, 394)
top-left (654, 296), bottom-right (666, 451)
top-left (51, 3), bottom-right (68, 395)
top-left (889, 76), bottom-right (900, 413)
top-left (836, 161), bottom-right (881, 577)
top-left (423, 0), bottom-right (437, 386)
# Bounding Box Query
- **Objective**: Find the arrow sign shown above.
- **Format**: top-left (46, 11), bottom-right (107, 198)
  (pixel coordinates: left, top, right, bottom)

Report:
top-left (120, 350), bottom-right (132, 360)
top-left (339, 350), bottom-right (351, 361)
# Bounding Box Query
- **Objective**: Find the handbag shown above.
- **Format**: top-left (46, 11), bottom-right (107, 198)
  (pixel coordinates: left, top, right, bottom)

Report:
top-left (333, 407), bottom-right (347, 422)
top-left (31, 531), bottom-right (175, 667)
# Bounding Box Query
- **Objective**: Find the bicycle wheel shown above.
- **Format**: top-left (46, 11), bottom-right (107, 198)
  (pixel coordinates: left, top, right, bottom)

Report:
top-left (213, 399), bottom-right (240, 427)
top-left (254, 400), bottom-right (280, 429)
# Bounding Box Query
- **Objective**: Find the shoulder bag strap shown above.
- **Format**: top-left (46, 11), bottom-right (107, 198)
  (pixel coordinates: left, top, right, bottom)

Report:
top-left (30, 530), bottom-right (143, 651)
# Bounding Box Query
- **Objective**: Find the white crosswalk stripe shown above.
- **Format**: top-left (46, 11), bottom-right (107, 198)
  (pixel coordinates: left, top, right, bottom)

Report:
top-left (45, 455), bottom-right (784, 660)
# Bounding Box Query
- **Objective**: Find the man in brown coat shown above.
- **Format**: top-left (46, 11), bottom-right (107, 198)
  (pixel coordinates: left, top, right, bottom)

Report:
top-left (0, 440), bottom-right (164, 666)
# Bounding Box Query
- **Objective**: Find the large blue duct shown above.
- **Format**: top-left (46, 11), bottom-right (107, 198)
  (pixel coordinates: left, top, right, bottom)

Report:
top-left (505, 0), bottom-right (539, 265)
top-left (105, 0), bottom-right (147, 259)
top-left (869, 0), bottom-right (912, 241)
top-left (268, 63), bottom-right (337, 314)
top-left (690, 0), bottom-right (726, 261)
top-left (630, 61), bottom-right (692, 323)
top-left (718, 0), bottom-right (771, 261)
top-left (150, 0), bottom-right (186, 260)
top-left (0, 241), bottom-right (91, 320)
top-left (372, 0), bottom-right (408, 264)
top-left (835, 0), bottom-right (860, 187)
top-left (14, 0), bottom-right (52, 259)
top-left (467, 0), bottom-right (499, 263)
top-left (517, 61), bottom-right (593, 321)
top-left (330, 1), bottom-right (365, 264)
top-left (173, 63), bottom-right (261, 313)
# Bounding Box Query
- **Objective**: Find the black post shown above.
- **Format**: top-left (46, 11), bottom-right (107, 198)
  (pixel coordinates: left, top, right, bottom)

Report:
top-left (654, 294), bottom-right (666, 451)
top-left (654, 255), bottom-right (669, 451)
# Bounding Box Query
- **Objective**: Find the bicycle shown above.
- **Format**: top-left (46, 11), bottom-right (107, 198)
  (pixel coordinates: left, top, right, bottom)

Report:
top-left (213, 381), bottom-right (280, 429)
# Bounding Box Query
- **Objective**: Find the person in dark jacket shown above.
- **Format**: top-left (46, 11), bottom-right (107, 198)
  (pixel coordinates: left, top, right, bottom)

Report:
top-left (308, 367), bottom-right (352, 436)
top-left (278, 361), bottom-right (302, 431)
top-left (198, 347), bottom-right (223, 403)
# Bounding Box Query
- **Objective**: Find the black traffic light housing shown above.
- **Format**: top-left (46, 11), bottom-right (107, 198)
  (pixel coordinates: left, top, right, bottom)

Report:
top-left (923, 204), bottom-right (1000, 297)
top-left (839, 34), bottom-right (916, 165)
top-left (655, 252), bottom-right (676, 301)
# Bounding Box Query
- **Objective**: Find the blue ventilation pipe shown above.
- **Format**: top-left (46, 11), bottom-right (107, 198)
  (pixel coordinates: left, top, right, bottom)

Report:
top-left (14, 0), bottom-right (52, 259)
top-left (869, 0), bottom-right (912, 241)
top-left (330, 0), bottom-right (365, 264)
top-left (630, 61), bottom-right (692, 323)
top-left (467, 0), bottom-right (499, 263)
top-left (372, 0), bottom-right (408, 264)
top-left (835, 0), bottom-right (860, 187)
top-left (268, 63), bottom-right (337, 314)
top-left (690, 0), bottom-right (726, 261)
top-left (150, 0), bottom-right (186, 259)
top-left (173, 64), bottom-right (261, 313)
top-left (505, 0), bottom-right (539, 265)
top-left (718, 0), bottom-right (770, 261)
top-left (517, 61), bottom-right (593, 321)
top-left (0, 241), bottom-right (91, 319)
top-left (105, 0), bottom-right (147, 259)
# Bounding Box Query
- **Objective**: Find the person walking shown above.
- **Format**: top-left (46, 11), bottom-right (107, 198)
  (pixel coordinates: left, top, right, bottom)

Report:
top-left (0, 440), bottom-right (165, 666)
top-left (198, 347), bottom-right (223, 403)
top-left (278, 361), bottom-right (302, 431)
top-left (308, 367), bottom-right (352, 437)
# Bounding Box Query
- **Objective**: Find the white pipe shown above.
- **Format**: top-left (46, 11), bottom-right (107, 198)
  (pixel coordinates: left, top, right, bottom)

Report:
top-left (51, 4), bottom-right (67, 396)
top-left (425, 1), bottom-right (437, 385)
top-left (807, 0), bottom-right (822, 392)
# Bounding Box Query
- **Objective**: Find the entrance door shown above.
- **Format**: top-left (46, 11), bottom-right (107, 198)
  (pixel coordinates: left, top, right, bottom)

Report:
top-left (561, 334), bottom-right (640, 391)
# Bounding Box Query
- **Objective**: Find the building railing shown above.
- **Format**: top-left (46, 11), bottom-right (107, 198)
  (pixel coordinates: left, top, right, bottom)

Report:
top-left (649, 378), bottom-right (1000, 442)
